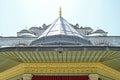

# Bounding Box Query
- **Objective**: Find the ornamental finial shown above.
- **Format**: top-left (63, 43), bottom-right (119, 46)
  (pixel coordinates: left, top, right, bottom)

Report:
top-left (59, 7), bottom-right (62, 17)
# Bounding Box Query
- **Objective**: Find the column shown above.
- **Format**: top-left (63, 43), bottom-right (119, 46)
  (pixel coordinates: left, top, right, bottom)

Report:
top-left (89, 74), bottom-right (99, 80)
top-left (23, 74), bottom-right (33, 80)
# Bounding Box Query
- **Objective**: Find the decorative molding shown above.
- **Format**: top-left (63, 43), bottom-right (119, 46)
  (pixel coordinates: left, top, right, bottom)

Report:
top-left (0, 63), bottom-right (120, 80)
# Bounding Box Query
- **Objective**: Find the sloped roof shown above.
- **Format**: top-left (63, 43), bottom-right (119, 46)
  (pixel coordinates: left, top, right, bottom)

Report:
top-left (30, 16), bottom-right (92, 45)
top-left (30, 8), bottom-right (92, 45)
top-left (0, 46), bottom-right (120, 73)
top-left (39, 17), bottom-right (83, 38)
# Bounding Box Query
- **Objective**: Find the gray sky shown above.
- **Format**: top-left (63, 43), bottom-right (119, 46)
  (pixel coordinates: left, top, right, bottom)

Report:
top-left (0, 0), bottom-right (120, 36)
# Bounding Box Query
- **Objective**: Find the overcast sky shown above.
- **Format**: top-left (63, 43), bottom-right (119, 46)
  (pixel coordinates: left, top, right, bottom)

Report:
top-left (0, 0), bottom-right (120, 36)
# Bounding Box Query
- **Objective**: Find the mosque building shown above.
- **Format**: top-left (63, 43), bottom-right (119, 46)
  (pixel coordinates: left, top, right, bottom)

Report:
top-left (0, 8), bottom-right (120, 80)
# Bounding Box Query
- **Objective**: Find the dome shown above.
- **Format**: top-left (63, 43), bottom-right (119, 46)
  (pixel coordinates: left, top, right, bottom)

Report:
top-left (94, 29), bottom-right (106, 33)
top-left (90, 29), bottom-right (108, 36)
top-left (84, 27), bottom-right (92, 30)
top-left (18, 33), bottom-right (36, 37)
top-left (79, 27), bottom-right (93, 31)
top-left (29, 27), bottom-right (39, 30)
top-left (19, 29), bottom-right (30, 33)
top-left (88, 33), bottom-right (105, 36)
top-left (30, 16), bottom-right (92, 46)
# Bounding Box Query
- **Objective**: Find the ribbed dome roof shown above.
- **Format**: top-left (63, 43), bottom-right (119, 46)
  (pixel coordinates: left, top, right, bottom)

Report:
top-left (30, 16), bottom-right (92, 46)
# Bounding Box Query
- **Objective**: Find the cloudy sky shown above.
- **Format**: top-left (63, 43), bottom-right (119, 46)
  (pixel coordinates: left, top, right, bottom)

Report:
top-left (0, 0), bottom-right (120, 36)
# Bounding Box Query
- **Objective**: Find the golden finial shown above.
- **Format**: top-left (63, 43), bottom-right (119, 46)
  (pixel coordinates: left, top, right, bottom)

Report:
top-left (59, 7), bottom-right (62, 17)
